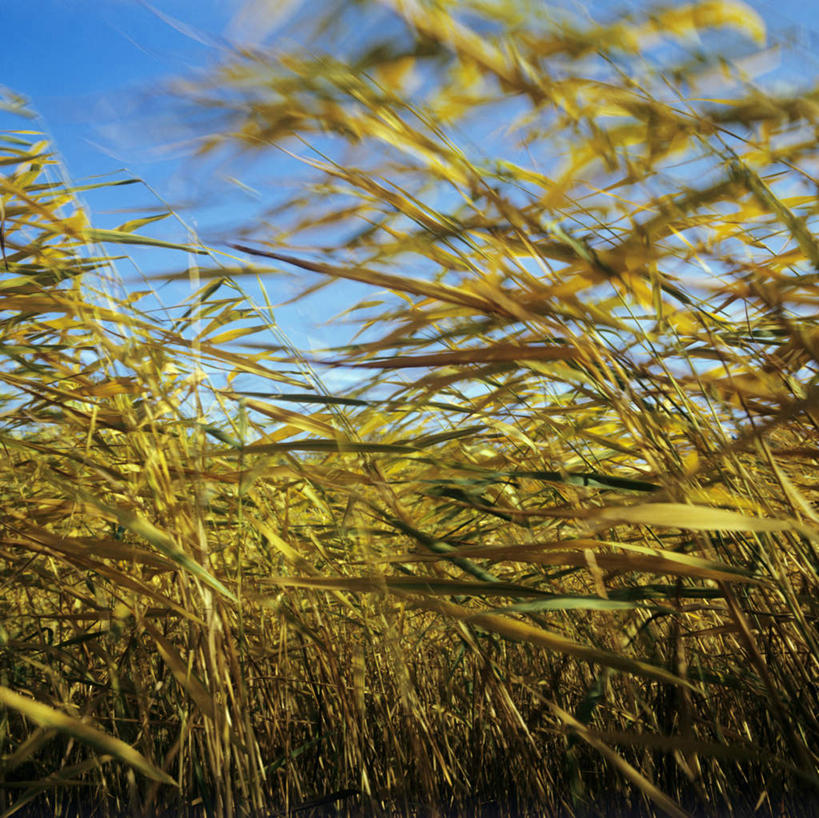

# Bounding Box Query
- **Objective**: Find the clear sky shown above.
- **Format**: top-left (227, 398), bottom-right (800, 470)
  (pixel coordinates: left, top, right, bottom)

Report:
top-left (1, 1), bottom-right (282, 181)
top-left (3, 0), bottom-right (819, 355)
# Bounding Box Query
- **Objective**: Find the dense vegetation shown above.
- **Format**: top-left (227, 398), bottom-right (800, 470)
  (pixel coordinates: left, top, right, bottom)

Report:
top-left (1, 1), bottom-right (818, 815)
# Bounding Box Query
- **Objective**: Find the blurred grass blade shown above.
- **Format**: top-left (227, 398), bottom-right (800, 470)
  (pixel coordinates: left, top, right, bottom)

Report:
top-left (83, 227), bottom-right (209, 254)
top-left (592, 502), bottom-right (818, 539)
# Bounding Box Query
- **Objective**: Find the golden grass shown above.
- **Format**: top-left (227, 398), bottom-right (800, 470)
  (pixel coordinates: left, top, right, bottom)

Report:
top-left (1, 1), bottom-right (819, 815)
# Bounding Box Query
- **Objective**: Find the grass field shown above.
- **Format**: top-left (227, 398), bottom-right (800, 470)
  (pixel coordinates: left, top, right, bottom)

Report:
top-left (1, 1), bottom-right (818, 816)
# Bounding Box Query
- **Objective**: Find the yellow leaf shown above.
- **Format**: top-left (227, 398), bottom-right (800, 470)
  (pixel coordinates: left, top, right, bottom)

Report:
top-left (593, 502), bottom-right (807, 536)
top-left (0, 687), bottom-right (175, 786)
top-left (142, 622), bottom-right (215, 720)
top-left (654, 1), bottom-right (765, 45)
top-left (374, 56), bottom-right (415, 90)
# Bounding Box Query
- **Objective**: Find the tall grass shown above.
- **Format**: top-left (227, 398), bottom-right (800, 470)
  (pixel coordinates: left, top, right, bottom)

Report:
top-left (1, 1), bottom-right (819, 816)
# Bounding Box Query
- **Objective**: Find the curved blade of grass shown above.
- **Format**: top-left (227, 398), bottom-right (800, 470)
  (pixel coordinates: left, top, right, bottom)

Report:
top-left (236, 439), bottom-right (421, 455)
top-left (229, 245), bottom-right (508, 315)
top-left (102, 508), bottom-right (237, 603)
top-left (0, 686), bottom-right (175, 786)
top-left (334, 344), bottom-right (583, 367)
top-left (549, 701), bottom-right (691, 818)
top-left (587, 730), bottom-right (819, 789)
top-left (5, 522), bottom-right (206, 625)
top-left (409, 595), bottom-right (696, 689)
top-left (484, 595), bottom-right (668, 615)
top-left (420, 464), bottom-right (661, 492)
top-left (53, 480), bottom-right (237, 603)
top-left (142, 621), bottom-right (215, 720)
top-left (381, 540), bottom-right (759, 583)
top-left (83, 227), bottom-right (208, 255)
top-left (593, 502), bottom-right (819, 539)
top-left (256, 578), bottom-right (693, 689)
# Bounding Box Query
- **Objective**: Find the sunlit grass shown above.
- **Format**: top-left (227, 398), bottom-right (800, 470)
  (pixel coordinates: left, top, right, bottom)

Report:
top-left (1, 1), bottom-right (819, 816)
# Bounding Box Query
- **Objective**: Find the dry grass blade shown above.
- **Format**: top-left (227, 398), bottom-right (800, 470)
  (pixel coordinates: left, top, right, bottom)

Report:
top-left (141, 622), bottom-right (216, 721)
top-left (0, 687), bottom-right (175, 786)
top-left (3, 3), bottom-right (819, 815)
top-left (548, 702), bottom-right (692, 818)
top-left (592, 502), bottom-right (818, 539)
top-left (57, 480), bottom-right (238, 603)
top-left (405, 595), bottom-right (696, 690)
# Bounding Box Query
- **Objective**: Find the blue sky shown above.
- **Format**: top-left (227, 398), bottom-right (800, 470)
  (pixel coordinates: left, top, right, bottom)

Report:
top-left (3, 0), bottom-right (816, 177)
top-left (3, 0), bottom-right (819, 358)
top-left (1, 1), bottom-right (279, 181)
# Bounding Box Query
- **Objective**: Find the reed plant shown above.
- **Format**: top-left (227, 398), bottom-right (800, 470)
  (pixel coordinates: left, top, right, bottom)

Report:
top-left (1, 1), bottom-right (818, 816)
